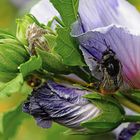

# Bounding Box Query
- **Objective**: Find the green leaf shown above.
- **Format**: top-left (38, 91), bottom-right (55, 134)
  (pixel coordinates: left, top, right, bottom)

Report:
top-left (19, 56), bottom-right (42, 77)
top-left (2, 105), bottom-right (28, 140)
top-left (84, 93), bottom-right (125, 114)
top-left (19, 82), bottom-right (32, 95)
top-left (50, 0), bottom-right (85, 66)
top-left (37, 48), bottom-right (69, 74)
top-left (50, 0), bottom-right (79, 27)
top-left (0, 74), bottom-right (24, 97)
top-left (45, 34), bottom-right (57, 50)
top-left (54, 27), bottom-right (85, 66)
top-left (132, 130), bottom-right (140, 140)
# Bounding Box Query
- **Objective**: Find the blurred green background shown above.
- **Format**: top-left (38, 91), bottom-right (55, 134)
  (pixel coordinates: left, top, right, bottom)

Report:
top-left (0, 0), bottom-right (139, 140)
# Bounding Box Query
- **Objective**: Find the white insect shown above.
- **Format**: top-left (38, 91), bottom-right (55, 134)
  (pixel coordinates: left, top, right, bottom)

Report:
top-left (26, 23), bottom-right (49, 55)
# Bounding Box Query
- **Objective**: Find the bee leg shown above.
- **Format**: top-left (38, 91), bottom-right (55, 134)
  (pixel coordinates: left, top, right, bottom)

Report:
top-left (87, 82), bottom-right (100, 91)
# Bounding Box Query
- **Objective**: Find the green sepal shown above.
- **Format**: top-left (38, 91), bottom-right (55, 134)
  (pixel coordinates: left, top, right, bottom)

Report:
top-left (44, 34), bottom-right (57, 50)
top-left (36, 48), bottom-right (69, 74)
top-left (0, 32), bottom-right (29, 82)
top-left (80, 93), bottom-right (125, 134)
top-left (84, 93), bottom-right (125, 114)
top-left (16, 14), bottom-right (41, 45)
top-left (19, 55), bottom-right (42, 77)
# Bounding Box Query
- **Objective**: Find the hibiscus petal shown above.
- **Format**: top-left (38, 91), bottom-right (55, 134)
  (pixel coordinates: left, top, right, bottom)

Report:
top-left (78, 0), bottom-right (140, 33)
top-left (73, 25), bottom-right (140, 88)
top-left (48, 80), bottom-right (90, 104)
top-left (30, 0), bottom-right (59, 24)
top-left (23, 81), bottom-right (100, 129)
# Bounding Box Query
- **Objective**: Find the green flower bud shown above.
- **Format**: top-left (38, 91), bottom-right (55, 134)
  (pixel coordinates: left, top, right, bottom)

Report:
top-left (0, 32), bottom-right (29, 82)
top-left (81, 94), bottom-right (125, 135)
top-left (66, 93), bottom-right (125, 135)
top-left (16, 14), bottom-right (69, 74)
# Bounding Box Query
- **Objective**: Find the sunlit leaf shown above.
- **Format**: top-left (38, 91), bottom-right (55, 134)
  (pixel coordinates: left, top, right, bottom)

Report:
top-left (37, 48), bottom-right (69, 74)
top-left (50, 0), bottom-right (79, 27)
top-left (19, 56), bottom-right (42, 77)
top-left (2, 106), bottom-right (28, 140)
top-left (0, 74), bottom-right (24, 97)
top-left (50, 0), bottom-right (85, 66)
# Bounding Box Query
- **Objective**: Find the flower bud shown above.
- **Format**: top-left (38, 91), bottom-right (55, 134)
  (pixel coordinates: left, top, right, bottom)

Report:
top-left (16, 14), bottom-right (52, 54)
top-left (0, 32), bottom-right (29, 82)
top-left (23, 81), bottom-right (125, 134)
top-left (16, 14), bottom-right (69, 74)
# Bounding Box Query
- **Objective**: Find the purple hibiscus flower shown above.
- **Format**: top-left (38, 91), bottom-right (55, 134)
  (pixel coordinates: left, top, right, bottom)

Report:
top-left (21, 0), bottom-right (139, 137)
top-left (23, 81), bottom-right (100, 130)
top-left (71, 0), bottom-right (140, 90)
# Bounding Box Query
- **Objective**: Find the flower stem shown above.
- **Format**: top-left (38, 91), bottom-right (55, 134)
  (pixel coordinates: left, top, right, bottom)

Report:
top-left (36, 70), bottom-right (89, 87)
top-left (114, 93), bottom-right (140, 113)
top-left (53, 74), bottom-right (89, 87)
top-left (123, 115), bottom-right (140, 122)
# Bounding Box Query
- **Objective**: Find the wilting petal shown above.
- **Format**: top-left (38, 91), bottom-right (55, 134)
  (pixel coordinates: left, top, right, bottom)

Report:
top-left (23, 81), bottom-right (100, 129)
top-left (72, 25), bottom-right (140, 88)
top-left (30, 0), bottom-right (59, 24)
top-left (78, 0), bottom-right (140, 33)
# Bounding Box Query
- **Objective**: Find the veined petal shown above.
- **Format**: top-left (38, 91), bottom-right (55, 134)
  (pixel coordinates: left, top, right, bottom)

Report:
top-left (30, 0), bottom-right (59, 24)
top-left (73, 25), bottom-right (140, 88)
top-left (23, 81), bottom-right (100, 129)
top-left (78, 0), bottom-right (140, 33)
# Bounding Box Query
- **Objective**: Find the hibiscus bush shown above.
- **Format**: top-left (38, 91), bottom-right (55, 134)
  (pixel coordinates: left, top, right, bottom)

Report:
top-left (0, 0), bottom-right (140, 140)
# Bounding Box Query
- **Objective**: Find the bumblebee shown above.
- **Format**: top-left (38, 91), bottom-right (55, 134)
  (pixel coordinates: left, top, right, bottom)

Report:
top-left (83, 39), bottom-right (123, 94)
top-left (99, 48), bottom-right (123, 94)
